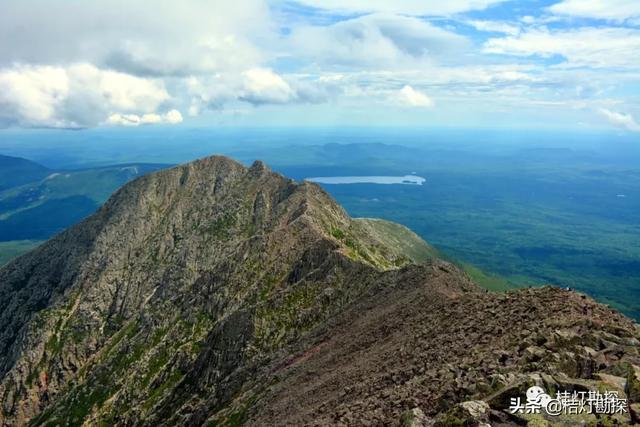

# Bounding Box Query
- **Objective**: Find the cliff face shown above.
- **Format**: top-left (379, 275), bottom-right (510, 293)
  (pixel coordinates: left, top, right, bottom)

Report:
top-left (0, 156), bottom-right (638, 426)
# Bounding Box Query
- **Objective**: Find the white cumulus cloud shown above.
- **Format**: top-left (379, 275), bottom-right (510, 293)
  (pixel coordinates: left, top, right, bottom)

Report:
top-left (292, 0), bottom-right (507, 16)
top-left (0, 0), bottom-right (282, 128)
top-left (599, 108), bottom-right (640, 132)
top-left (165, 109), bottom-right (184, 124)
top-left (0, 65), bottom-right (69, 128)
top-left (483, 27), bottom-right (640, 68)
top-left (240, 68), bottom-right (296, 105)
top-left (467, 20), bottom-right (520, 35)
top-left (549, 0), bottom-right (640, 22)
top-left (0, 0), bottom-right (639, 129)
top-left (289, 14), bottom-right (470, 68)
top-left (0, 0), bottom-right (272, 76)
top-left (395, 85), bottom-right (434, 107)
top-left (0, 63), bottom-right (171, 128)
top-left (106, 109), bottom-right (183, 127)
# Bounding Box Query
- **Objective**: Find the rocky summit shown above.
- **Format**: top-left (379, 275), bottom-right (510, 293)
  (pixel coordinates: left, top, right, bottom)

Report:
top-left (0, 156), bottom-right (638, 426)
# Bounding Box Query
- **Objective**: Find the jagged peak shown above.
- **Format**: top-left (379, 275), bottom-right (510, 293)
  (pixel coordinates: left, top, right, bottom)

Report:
top-left (187, 154), bottom-right (245, 171)
top-left (248, 159), bottom-right (269, 175)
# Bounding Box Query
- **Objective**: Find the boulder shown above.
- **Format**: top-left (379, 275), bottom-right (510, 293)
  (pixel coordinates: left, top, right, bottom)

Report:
top-left (596, 373), bottom-right (627, 393)
top-left (400, 407), bottom-right (434, 427)
top-left (460, 400), bottom-right (490, 420)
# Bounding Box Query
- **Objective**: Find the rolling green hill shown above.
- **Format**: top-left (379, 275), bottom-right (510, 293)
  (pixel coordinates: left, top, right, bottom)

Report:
top-left (0, 154), bottom-right (50, 191)
top-left (0, 157), bottom-right (169, 264)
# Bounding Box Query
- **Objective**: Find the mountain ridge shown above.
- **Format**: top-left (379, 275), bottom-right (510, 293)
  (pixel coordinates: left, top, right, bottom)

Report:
top-left (0, 155), bottom-right (638, 426)
top-left (0, 155), bottom-right (441, 425)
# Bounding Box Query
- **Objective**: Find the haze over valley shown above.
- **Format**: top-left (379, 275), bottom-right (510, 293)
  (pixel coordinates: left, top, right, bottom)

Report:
top-left (2, 127), bottom-right (638, 318)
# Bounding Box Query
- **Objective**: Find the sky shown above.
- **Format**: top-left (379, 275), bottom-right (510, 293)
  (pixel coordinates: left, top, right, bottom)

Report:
top-left (0, 0), bottom-right (639, 132)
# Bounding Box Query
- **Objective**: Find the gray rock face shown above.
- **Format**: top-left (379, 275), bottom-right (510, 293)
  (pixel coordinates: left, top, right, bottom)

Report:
top-left (0, 156), bottom-right (440, 426)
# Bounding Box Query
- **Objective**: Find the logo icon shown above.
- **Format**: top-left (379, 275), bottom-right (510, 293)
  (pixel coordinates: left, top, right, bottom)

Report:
top-left (509, 386), bottom-right (628, 416)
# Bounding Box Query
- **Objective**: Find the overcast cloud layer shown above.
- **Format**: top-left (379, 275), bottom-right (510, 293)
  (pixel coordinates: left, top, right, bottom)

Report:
top-left (0, 0), bottom-right (639, 131)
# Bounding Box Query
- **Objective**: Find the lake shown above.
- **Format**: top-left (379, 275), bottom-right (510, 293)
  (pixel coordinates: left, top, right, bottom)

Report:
top-left (306, 175), bottom-right (426, 185)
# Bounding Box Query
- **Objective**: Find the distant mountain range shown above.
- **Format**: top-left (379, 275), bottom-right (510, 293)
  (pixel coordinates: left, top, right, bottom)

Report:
top-left (0, 156), bottom-right (638, 426)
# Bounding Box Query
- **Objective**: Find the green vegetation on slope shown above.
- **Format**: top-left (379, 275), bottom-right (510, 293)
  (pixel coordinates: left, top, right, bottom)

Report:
top-left (459, 263), bottom-right (513, 292)
top-left (351, 218), bottom-right (513, 292)
top-left (352, 218), bottom-right (439, 263)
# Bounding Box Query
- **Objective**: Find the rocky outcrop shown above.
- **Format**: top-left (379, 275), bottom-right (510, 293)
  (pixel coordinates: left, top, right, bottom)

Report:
top-left (0, 156), bottom-right (438, 426)
top-left (0, 155), bottom-right (638, 426)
